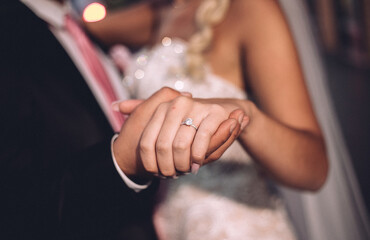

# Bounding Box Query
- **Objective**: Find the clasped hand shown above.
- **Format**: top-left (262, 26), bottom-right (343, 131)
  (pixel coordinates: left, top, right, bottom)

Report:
top-left (112, 88), bottom-right (249, 180)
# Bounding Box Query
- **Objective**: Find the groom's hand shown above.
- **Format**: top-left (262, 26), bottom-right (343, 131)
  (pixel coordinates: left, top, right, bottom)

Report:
top-left (113, 87), bottom-right (179, 180)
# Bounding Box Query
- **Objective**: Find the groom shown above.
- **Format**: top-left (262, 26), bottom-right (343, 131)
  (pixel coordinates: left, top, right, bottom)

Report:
top-left (0, 1), bottom-right (242, 239)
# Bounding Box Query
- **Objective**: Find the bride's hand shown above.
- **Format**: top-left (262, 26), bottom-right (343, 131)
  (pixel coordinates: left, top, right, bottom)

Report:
top-left (116, 92), bottom-right (249, 177)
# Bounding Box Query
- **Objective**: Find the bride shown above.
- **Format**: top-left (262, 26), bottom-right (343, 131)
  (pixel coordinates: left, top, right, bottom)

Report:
top-left (115, 0), bottom-right (325, 238)
top-left (88, 0), bottom-right (369, 239)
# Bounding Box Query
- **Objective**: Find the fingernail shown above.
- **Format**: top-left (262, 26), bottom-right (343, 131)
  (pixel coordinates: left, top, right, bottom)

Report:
top-left (238, 113), bottom-right (244, 124)
top-left (191, 163), bottom-right (200, 175)
top-left (112, 101), bottom-right (120, 112)
top-left (240, 116), bottom-right (249, 130)
top-left (229, 121), bottom-right (237, 133)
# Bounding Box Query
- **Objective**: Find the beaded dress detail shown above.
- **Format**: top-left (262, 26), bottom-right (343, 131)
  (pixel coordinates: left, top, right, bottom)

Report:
top-left (123, 38), bottom-right (296, 240)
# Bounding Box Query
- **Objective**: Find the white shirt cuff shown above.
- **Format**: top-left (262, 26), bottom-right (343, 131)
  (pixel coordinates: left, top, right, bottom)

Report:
top-left (111, 134), bottom-right (152, 193)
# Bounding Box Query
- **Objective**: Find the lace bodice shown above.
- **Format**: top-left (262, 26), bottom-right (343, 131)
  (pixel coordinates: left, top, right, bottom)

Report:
top-left (124, 38), bottom-right (246, 99)
top-left (123, 39), bottom-right (296, 240)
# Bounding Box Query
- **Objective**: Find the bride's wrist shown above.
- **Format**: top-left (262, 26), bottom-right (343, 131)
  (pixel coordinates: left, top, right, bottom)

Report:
top-left (238, 100), bottom-right (259, 136)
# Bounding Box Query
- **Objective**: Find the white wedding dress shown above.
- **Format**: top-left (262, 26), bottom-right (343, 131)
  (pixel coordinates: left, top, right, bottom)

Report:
top-left (122, 38), bottom-right (297, 240)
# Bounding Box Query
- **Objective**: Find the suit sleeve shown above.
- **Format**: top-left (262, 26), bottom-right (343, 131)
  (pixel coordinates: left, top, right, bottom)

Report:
top-left (59, 137), bottom-right (159, 239)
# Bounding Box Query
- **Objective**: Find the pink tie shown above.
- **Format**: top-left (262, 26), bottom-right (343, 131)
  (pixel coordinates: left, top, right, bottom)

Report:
top-left (64, 15), bottom-right (125, 132)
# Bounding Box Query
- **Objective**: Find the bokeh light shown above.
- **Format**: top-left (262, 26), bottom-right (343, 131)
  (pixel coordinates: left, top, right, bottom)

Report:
top-left (83, 3), bottom-right (106, 22)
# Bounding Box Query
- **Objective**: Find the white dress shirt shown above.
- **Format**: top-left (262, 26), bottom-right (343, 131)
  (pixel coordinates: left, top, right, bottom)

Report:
top-left (21, 0), bottom-right (150, 192)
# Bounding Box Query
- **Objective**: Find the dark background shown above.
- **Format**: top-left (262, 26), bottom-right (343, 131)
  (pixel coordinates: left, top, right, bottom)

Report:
top-left (305, 0), bottom-right (370, 216)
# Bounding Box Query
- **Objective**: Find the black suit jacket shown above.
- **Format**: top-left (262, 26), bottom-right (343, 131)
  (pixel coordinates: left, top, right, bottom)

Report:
top-left (0, 2), bottom-right (157, 240)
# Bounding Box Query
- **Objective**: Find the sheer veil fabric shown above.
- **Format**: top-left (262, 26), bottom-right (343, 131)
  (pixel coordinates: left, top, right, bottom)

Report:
top-left (277, 0), bottom-right (370, 239)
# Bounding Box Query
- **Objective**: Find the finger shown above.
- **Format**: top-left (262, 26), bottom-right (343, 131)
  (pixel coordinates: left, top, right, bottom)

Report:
top-left (192, 116), bottom-right (233, 165)
top-left (205, 109), bottom-right (244, 160)
top-left (204, 115), bottom-right (244, 164)
top-left (240, 116), bottom-right (250, 134)
top-left (229, 108), bottom-right (245, 125)
top-left (156, 97), bottom-right (197, 176)
top-left (114, 88), bottom-right (181, 177)
top-left (205, 119), bottom-right (236, 156)
top-left (114, 99), bottom-right (144, 114)
top-left (139, 103), bottom-right (170, 175)
top-left (204, 121), bottom-right (239, 164)
top-left (172, 116), bottom-right (202, 173)
top-left (206, 109), bottom-right (243, 154)
top-left (190, 110), bottom-right (229, 166)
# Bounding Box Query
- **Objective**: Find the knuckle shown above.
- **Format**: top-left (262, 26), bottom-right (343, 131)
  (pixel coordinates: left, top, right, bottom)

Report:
top-left (160, 86), bottom-right (176, 95)
top-left (158, 87), bottom-right (180, 99)
top-left (139, 140), bottom-right (153, 155)
top-left (168, 96), bottom-right (191, 113)
top-left (156, 141), bottom-right (171, 154)
top-left (173, 139), bottom-right (190, 152)
top-left (197, 129), bottom-right (212, 139)
top-left (173, 95), bottom-right (191, 106)
top-left (157, 102), bottom-right (169, 112)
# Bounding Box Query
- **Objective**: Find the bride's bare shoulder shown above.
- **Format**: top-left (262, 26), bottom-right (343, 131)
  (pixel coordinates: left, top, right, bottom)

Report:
top-left (227, 0), bottom-right (287, 40)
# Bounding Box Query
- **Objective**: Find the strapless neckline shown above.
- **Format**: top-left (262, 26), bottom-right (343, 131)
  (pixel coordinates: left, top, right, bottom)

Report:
top-left (126, 37), bottom-right (247, 100)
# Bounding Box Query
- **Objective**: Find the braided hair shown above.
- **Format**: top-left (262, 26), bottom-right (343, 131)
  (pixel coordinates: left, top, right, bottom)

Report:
top-left (186, 0), bottom-right (230, 80)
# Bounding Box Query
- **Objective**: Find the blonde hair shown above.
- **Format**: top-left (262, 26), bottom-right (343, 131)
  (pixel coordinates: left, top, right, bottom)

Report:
top-left (186, 0), bottom-right (231, 81)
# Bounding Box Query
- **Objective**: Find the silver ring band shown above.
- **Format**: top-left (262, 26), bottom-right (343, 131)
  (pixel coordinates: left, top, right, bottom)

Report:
top-left (181, 118), bottom-right (198, 131)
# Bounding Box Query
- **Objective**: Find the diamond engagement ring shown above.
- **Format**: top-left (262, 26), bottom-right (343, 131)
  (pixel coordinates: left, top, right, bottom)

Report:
top-left (181, 118), bottom-right (198, 131)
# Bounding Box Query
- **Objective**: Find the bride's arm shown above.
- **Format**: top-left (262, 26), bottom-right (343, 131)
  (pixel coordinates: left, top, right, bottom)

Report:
top-left (236, 100), bottom-right (327, 191)
top-left (234, 0), bottom-right (328, 191)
